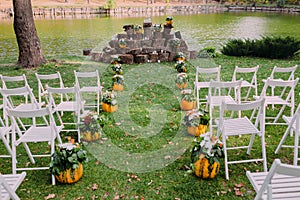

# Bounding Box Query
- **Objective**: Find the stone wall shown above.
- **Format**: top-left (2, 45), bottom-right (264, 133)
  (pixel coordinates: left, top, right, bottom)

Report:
top-left (91, 18), bottom-right (197, 64)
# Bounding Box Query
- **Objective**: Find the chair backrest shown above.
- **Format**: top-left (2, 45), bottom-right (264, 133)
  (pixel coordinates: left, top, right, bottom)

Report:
top-left (255, 159), bottom-right (300, 199)
top-left (74, 70), bottom-right (101, 89)
top-left (0, 74), bottom-right (28, 89)
top-left (0, 172), bottom-right (26, 200)
top-left (195, 66), bottom-right (221, 83)
top-left (232, 65), bottom-right (259, 81)
top-left (208, 79), bottom-right (242, 103)
top-left (260, 78), bottom-right (299, 101)
top-left (0, 84), bottom-right (39, 110)
top-left (35, 72), bottom-right (65, 103)
top-left (47, 86), bottom-right (84, 113)
top-left (269, 65), bottom-right (298, 81)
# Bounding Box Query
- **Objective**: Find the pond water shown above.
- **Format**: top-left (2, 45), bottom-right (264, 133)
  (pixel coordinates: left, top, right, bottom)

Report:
top-left (0, 12), bottom-right (299, 58)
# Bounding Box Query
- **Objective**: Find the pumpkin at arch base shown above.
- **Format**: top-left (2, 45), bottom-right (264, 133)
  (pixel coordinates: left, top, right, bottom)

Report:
top-left (180, 99), bottom-right (195, 111)
top-left (193, 155), bottom-right (220, 179)
top-left (102, 102), bottom-right (118, 112)
top-left (56, 163), bottom-right (83, 184)
top-left (187, 124), bottom-right (208, 137)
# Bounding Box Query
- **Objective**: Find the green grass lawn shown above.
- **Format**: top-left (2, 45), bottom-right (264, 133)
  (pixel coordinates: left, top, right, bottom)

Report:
top-left (0, 54), bottom-right (299, 199)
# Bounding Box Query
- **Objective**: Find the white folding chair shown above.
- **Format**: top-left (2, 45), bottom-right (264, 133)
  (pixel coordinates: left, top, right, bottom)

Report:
top-left (247, 159), bottom-right (300, 200)
top-left (74, 70), bottom-right (102, 114)
top-left (47, 86), bottom-right (86, 142)
top-left (194, 66), bottom-right (221, 109)
top-left (230, 65), bottom-right (259, 102)
top-left (217, 98), bottom-right (267, 180)
top-left (264, 65), bottom-right (298, 109)
top-left (254, 78), bottom-right (299, 125)
top-left (6, 107), bottom-right (63, 185)
top-left (207, 79), bottom-right (242, 134)
top-left (35, 72), bottom-right (66, 104)
top-left (275, 104), bottom-right (300, 165)
top-left (0, 172), bottom-right (26, 200)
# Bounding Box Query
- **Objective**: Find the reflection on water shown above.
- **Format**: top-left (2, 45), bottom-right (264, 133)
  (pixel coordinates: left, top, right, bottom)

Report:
top-left (0, 12), bottom-right (299, 58)
top-left (233, 16), bottom-right (267, 39)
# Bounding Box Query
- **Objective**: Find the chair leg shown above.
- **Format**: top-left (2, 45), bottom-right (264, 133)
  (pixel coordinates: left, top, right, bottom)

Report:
top-left (275, 124), bottom-right (292, 154)
top-left (247, 133), bottom-right (256, 155)
top-left (274, 104), bottom-right (287, 123)
top-left (293, 131), bottom-right (299, 166)
top-left (222, 134), bottom-right (229, 180)
top-left (261, 134), bottom-right (268, 172)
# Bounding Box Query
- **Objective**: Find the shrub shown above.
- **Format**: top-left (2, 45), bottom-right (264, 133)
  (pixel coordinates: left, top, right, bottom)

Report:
top-left (221, 36), bottom-right (300, 59)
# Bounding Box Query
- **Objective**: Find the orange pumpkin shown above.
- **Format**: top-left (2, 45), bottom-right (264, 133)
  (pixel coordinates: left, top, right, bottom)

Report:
top-left (187, 124), bottom-right (208, 136)
top-left (113, 83), bottom-right (124, 91)
top-left (102, 102), bottom-right (117, 112)
top-left (56, 163), bottom-right (83, 184)
top-left (180, 99), bottom-right (195, 111)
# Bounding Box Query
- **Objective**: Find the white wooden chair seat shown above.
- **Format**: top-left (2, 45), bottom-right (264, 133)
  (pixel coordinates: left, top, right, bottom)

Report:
top-left (247, 159), bottom-right (300, 200)
top-left (54, 101), bottom-right (81, 112)
top-left (221, 117), bottom-right (260, 136)
top-left (15, 125), bottom-right (64, 145)
top-left (254, 95), bottom-right (292, 105)
top-left (13, 102), bottom-right (45, 111)
top-left (0, 172), bottom-right (26, 200)
top-left (208, 95), bottom-right (237, 107)
top-left (241, 80), bottom-right (255, 88)
top-left (80, 86), bottom-right (102, 93)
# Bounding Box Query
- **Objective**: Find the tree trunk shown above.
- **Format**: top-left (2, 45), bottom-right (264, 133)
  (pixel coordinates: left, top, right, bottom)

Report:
top-left (13, 0), bottom-right (45, 68)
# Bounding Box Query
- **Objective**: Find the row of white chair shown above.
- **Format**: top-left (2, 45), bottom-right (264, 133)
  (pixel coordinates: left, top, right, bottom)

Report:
top-left (196, 65), bottom-right (299, 181)
top-left (0, 70), bottom-right (103, 191)
top-left (195, 64), bottom-right (298, 108)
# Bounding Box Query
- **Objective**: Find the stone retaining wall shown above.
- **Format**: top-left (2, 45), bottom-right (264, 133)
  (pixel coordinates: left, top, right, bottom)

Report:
top-left (91, 19), bottom-right (198, 64)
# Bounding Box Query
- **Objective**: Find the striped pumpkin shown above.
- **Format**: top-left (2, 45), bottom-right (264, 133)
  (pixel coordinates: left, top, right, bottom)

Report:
top-left (56, 163), bottom-right (83, 184)
top-left (193, 154), bottom-right (220, 179)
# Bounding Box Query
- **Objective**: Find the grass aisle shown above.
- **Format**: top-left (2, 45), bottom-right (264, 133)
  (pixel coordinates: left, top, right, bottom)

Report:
top-left (0, 54), bottom-right (299, 199)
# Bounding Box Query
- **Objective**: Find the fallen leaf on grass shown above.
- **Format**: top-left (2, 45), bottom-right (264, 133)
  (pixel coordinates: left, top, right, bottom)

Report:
top-left (234, 190), bottom-right (243, 196)
top-left (235, 183), bottom-right (245, 188)
top-left (44, 194), bottom-right (55, 200)
top-left (147, 180), bottom-right (153, 186)
top-left (92, 183), bottom-right (98, 191)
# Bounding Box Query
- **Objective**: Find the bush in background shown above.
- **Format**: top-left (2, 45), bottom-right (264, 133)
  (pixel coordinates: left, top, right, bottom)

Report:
top-left (221, 36), bottom-right (300, 59)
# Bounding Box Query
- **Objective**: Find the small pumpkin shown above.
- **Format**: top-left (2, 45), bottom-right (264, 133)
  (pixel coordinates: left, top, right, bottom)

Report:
top-left (187, 124), bottom-right (208, 137)
top-left (102, 102), bottom-right (117, 112)
top-left (56, 163), bottom-right (83, 184)
top-left (193, 155), bottom-right (220, 179)
top-left (113, 83), bottom-right (124, 91)
top-left (180, 99), bottom-right (195, 111)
